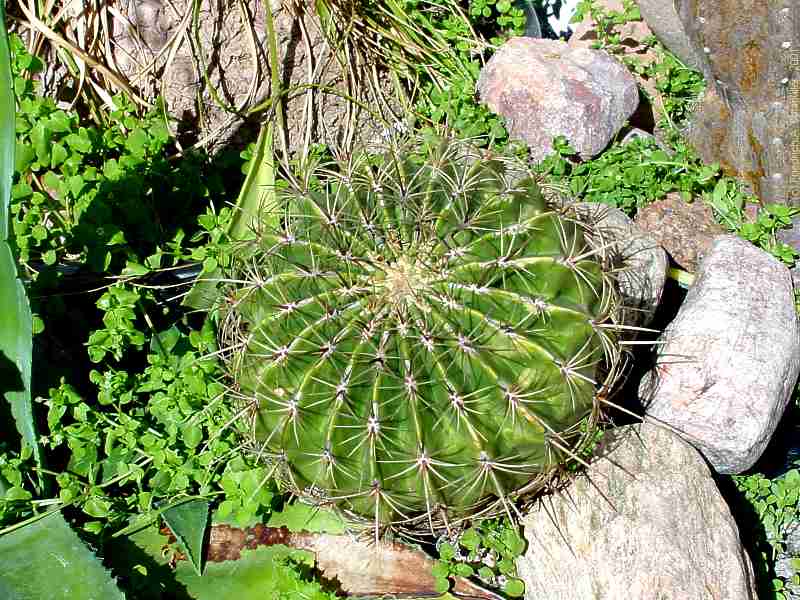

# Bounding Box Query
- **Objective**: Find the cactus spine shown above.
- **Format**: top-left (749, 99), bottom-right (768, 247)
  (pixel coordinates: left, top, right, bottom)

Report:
top-left (220, 134), bottom-right (623, 533)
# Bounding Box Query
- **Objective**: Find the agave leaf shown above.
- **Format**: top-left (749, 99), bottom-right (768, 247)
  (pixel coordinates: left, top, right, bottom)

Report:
top-left (174, 545), bottom-right (332, 600)
top-left (113, 492), bottom-right (210, 539)
top-left (183, 123), bottom-right (275, 310)
top-left (515, 0), bottom-right (542, 38)
top-left (0, 0), bottom-right (12, 244)
top-left (128, 523), bottom-right (332, 600)
top-left (0, 512), bottom-right (125, 599)
top-left (0, 0), bottom-right (39, 472)
top-left (162, 498), bottom-right (209, 576)
top-left (227, 122), bottom-right (277, 241)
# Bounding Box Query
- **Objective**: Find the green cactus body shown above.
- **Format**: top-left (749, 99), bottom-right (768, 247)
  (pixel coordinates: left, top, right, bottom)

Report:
top-left (223, 136), bottom-right (620, 530)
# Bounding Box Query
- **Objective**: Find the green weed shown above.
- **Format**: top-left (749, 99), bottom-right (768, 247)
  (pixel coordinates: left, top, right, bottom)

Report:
top-left (433, 517), bottom-right (527, 597)
top-left (0, 34), bottom-right (272, 541)
top-left (571, 0), bottom-right (641, 51)
top-left (732, 467), bottom-right (800, 600)
top-left (7, 34), bottom-right (238, 276)
top-left (535, 134), bottom-right (719, 212)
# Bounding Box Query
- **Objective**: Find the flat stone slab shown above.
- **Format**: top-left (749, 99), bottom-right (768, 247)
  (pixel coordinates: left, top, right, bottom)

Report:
top-left (518, 423), bottom-right (758, 600)
top-left (639, 235), bottom-right (800, 473)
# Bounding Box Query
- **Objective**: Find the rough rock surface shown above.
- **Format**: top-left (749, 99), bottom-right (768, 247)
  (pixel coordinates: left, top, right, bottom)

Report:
top-left (635, 0), bottom-right (703, 72)
top-left (776, 519), bottom-right (800, 600)
top-left (639, 235), bottom-right (800, 473)
top-left (476, 37), bottom-right (638, 163)
top-left (568, 0), bottom-right (660, 131)
top-left (573, 202), bottom-right (667, 326)
top-left (776, 215), bottom-right (800, 287)
top-left (518, 423), bottom-right (758, 600)
top-left (637, 1), bottom-right (799, 205)
top-left (112, 0), bottom-right (396, 153)
top-left (634, 192), bottom-right (726, 271)
top-left (777, 215), bottom-right (800, 253)
top-left (620, 127), bottom-right (655, 146)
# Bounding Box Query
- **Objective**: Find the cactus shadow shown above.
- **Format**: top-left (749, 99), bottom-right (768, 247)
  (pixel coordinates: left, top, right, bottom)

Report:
top-left (104, 533), bottom-right (194, 600)
top-left (611, 275), bottom-right (688, 424)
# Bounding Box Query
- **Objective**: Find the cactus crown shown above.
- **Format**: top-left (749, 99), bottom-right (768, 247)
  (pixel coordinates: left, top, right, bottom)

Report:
top-left (219, 134), bottom-right (624, 534)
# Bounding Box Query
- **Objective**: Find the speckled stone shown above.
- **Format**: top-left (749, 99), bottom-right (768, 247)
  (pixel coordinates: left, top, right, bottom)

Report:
top-left (518, 423), bottom-right (758, 600)
top-left (639, 235), bottom-right (800, 473)
top-left (476, 37), bottom-right (639, 163)
top-left (634, 192), bottom-right (726, 271)
top-left (573, 202), bottom-right (667, 326)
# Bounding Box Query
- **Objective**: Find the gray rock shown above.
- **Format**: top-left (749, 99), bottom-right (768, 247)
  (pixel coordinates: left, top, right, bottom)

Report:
top-left (639, 235), bottom-right (800, 473)
top-left (776, 520), bottom-right (800, 599)
top-left (572, 202), bottom-right (667, 327)
top-left (774, 214), bottom-right (800, 287)
top-left (638, 1), bottom-right (799, 206)
top-left (787, 521), bottom-right (800, 555)
top-left (476, 38), bottom-right (639, 163)
top-left (775, 554), bottom-right (800, 600)
top-left (777, 215), bottom-right (800, 253)
top-left (636, 1), bottom-right (703, 72)
top-left (775, 554), bottom-right (800, 580)
top-left (518, 423), bottom-right (758, 600)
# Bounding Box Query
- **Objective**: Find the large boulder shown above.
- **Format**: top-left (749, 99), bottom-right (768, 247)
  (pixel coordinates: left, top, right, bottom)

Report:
top-left (568, 0), bottom-right (661, 131)
top-left (639, 235), bottom-right (800, 473)
top-left (518, 423), bottom-right (758, 600)
top-left (637, 0), bottom-right (799, 206)
top-left (476, 37), bottom-right (638, 163)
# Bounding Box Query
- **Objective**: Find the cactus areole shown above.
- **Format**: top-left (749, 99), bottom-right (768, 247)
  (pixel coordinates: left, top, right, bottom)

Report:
top-left (222, 136), bottom-right (623, 532)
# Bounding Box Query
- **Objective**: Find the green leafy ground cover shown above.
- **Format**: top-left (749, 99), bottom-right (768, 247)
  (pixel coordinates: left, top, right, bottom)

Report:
top-left (433, 518), bottom-right (527, 596)
top-left (1, 0), bottom-right (799, 598)
top-left (8, 32), bottom-right (240, 275)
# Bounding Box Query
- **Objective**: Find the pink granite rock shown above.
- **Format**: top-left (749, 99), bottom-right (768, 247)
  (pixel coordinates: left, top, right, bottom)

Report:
top-left (567, 0), bottom-right (661, 131)
top-left (476, 37), bottom-right (639, 164)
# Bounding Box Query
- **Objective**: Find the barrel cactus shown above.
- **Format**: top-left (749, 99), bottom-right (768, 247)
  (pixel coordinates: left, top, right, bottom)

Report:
top-left (219, 134), bottom-right (625, 534)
